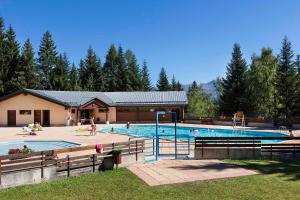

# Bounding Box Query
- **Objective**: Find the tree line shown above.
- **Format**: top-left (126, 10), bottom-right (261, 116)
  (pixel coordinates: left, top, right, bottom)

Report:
top-left (218, 37), bottom-right (300, 126)
top-left (0, 17), bottom-right (183, 96)
top-left (186, 36), bottom-right (300, 127)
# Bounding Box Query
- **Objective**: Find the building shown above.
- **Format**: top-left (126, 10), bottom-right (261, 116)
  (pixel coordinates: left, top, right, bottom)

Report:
top-left (0, 89), bottom-right (188, 126)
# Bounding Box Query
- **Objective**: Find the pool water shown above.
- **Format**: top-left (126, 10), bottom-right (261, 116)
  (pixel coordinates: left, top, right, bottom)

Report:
top-left (0, 141), bottom-right (80, 156)
top-left (100, 125), bottom-right (287, 143)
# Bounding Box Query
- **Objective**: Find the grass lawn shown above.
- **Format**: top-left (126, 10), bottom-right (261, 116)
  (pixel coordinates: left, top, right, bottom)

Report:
top-left (0, 160), bottom-right (300, 200)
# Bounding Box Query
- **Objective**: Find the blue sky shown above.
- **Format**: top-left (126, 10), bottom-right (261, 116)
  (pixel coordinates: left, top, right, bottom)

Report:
top-left (1, 0), bottom-right (300, 84)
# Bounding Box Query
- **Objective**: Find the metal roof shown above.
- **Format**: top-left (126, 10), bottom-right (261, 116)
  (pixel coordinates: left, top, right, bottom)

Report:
top-left (4, 89), bottom-right (188, 107)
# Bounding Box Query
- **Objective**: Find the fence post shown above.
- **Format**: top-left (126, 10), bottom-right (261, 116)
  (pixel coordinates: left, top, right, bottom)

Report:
top-left (41, 151), bottom-right (44, 179)
top-left (128, 138), bottom-right (131, 155)
top-left (270, 145), bottom-right (273, 160)
top-left (188, 136), bottom-right (190, 156)
top-left (92, 154), bottom-right (96, 172)
top-left (152, 137), bottom-right (155, 155)
top-left (136, 140), bottom-right (138, 161)
top-left (201, 139), bottom-right (204, 158)
top-left (293, 144), bottom-right (296, 159)
top-left (0, 159), bottom-right (2, 186)
top-left (67, 155), bottom-right (70, 177)
top-left (252, 139), bottom-right (255, 158)
top-left (227, 139), bottom-right (230, 159)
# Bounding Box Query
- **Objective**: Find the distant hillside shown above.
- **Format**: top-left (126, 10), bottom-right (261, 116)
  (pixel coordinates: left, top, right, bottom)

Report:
top-left (183, 80), bottom-right (217, 98)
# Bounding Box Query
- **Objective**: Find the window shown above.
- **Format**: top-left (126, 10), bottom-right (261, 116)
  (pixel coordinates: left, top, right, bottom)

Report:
top-left (19, 110), bottom-right (31, 115)
top-left (71, 109), bottom-right (76, 114)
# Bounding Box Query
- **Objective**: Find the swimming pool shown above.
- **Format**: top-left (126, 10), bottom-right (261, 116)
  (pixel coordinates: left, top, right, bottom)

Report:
top-left (0, 141), bottom-right (81, 156)
top-left (100, 125), bottom-right (288, 143)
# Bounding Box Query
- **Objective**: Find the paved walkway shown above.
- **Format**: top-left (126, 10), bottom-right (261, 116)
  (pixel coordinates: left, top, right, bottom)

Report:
top-left (127, 159), bottom-right (258, 186)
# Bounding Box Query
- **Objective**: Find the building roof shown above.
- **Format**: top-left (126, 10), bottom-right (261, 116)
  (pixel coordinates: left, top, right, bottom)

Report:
top-left (0, 89), bottom-right (188, 107)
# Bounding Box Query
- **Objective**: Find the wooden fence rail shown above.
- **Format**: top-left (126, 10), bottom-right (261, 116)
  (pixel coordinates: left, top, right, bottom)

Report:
top-left (0, 139), bottom-right (145, 184)
top-left (194, 137), bottom-right (300, 160)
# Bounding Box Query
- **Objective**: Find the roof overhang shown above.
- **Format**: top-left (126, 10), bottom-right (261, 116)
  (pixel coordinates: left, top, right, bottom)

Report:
top-left (0, 89), bottom-right (71, 108)
top-left (79, 98), bottom-right (110, 109)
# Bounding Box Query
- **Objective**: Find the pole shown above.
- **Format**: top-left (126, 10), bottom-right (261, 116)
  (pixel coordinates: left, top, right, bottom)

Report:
top-left (175, 113), bottom-right (177, 159)
top-left (155, 112), bottom-right (159, 160)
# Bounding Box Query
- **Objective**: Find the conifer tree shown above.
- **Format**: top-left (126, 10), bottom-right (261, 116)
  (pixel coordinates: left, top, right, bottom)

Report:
top-left (0, 17), bottom-right (5, 95)
top-left (188, 81), bottom-right (199, 95)
top-left (51, 53), bottom-right (69, 90)
top-left (85, 73), bottom-right (94, 91)
top-left (103, 45), bottom-right (118, 91)
top-left (176, 81), bottom-right (183, 91)
top-left (116, 46), bottom-right (131, 91)
top-left (11, 39), bottom-right (39, 90)
top-left (79, 47), bottom-right (104, 91)
top-left (171, 75), bottom-right (177, 91)
top-left (295, 54), bottom-right (300, 74)
top-left (275, 37), bottom-right (298, 126)
top-left (69, 63), bottom-right (81, 91)
top-left (37, 31), bottom-right (57, 89)
top-left (126, 49), bottom-right (141, 91)
top-left (219, 43), bottom-right (248, 115)
top-left (156, 67), bottom-right (170, 91)
top-left (3, 25), bottom-right (20, 94)
top-left (79, 59), bottom-right (85, 89)
top-left (140, 60), bottom-right (152, 91)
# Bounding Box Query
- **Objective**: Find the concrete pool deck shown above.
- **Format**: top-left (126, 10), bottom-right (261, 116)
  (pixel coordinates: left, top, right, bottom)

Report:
top-left (0, 123), bottom-right (299, 147)
top-left (127, 159), bottom-right (258, 186)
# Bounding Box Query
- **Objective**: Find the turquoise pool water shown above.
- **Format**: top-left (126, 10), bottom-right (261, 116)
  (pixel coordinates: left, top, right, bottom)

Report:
top-left (0, 141), bottom-right (81, 156)
top-left (100, 125), bottom-right (287, 143)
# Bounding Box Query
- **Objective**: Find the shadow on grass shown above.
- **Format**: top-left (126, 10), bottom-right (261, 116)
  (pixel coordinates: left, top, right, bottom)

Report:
top-left (170, 163), bottom-right (240, 172)
top-left (229, 160), bottom-right (300, 181)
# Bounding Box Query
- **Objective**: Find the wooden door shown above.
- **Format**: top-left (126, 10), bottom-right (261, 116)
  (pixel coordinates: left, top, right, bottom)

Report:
top-left (42, 110), bottom-right (50, 126)
top-left (7, 110), bottom-right (16, 126)
top-left (34, 110), bottom-right (41, 124)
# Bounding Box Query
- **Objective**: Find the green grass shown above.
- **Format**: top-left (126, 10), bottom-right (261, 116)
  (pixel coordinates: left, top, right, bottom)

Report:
top-left (0, 160), bottom-right (300, 200)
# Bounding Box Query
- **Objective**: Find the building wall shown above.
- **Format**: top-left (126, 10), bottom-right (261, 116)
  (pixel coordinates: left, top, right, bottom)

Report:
top-left (116, 106), bottom-right (184, 122)
top-left (0, 93), bottom-right (68, 126)
top-left (108, 107), bottom-right (116, 123)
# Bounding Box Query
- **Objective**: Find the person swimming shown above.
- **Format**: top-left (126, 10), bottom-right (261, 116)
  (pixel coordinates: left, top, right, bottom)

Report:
top-left (126, 122), bottom-right (130, 129)
top-left (111, 127), bottom-right (114, 132)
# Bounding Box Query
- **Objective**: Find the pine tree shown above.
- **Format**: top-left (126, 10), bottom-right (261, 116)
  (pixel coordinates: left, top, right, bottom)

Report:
top-left (51, 53), bottom-right (69, 90)
top-left (126, 49), bottom-right (141, 91)
top-left (103, 45), bottom-right (118, 91)
top-left (140, 60), bottom-right (152, 91)
top-left (37, 31), bottom-right (57, 89)
top-left (275, 36), bottom-right (298, 126)
top-left (248, 48), bottom-right (277, 118)
top-left (3, 25), bottom-right (20, 94)
top-left (10, 39), bottom-right (39, 90)
top-left (220, 43), bottom-right (248, 115)
top-left (85, 73), bottom-right (94, 91)
top-left (79, 47), bottom-right (104, 91)
top-left (295, 54), bottom-right (300, 74)
top-left (176, 81), bottom-right (183, 91)
top-left (116, 46), bottom-right (131, 91)
top-left (0, 17), bottom-right (5, 96)
top-left (156, 67), bottom-right (170, 91)
top-left (79, 59), bottom-right (85, 89)
top-left (171, 75), bottom-right (177, 91)
top-left (188, 81), bottom-right (199, 95)
top-left (69, 63), bottom-right (81, 91)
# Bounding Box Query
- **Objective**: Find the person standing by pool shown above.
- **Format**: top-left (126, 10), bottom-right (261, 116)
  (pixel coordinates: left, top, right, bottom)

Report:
top-left (90, 117), bottom-right (96, 136)
top-left (66, 111), bottom-right (72, 126)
